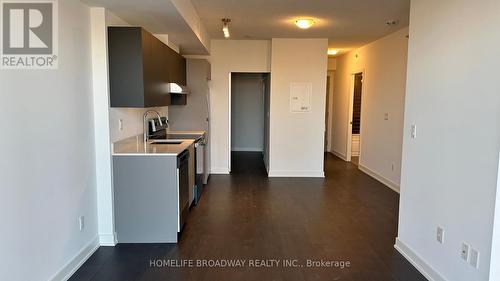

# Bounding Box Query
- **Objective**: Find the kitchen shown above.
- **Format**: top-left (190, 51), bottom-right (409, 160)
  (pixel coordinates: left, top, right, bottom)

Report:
top-left (107, 26), bottom-right (210, 243)
top-left (2, 0), bottom-right (495, 280)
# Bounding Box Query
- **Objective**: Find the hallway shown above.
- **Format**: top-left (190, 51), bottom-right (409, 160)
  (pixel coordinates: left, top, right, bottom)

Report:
top-left (70, 153), bottom-right (425, 281)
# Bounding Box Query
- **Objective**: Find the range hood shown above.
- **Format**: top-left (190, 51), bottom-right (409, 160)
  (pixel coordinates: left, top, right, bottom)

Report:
top-left (167, 83), bottom-right (190, 94)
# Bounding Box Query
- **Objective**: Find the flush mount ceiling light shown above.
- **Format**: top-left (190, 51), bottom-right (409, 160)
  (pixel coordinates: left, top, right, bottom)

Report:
top-left (295, 18), bottom-right (316, 29)
top-left (222, 18), bottom-right (231, 38)
top-left (327, 49), bottom-right (339, 56)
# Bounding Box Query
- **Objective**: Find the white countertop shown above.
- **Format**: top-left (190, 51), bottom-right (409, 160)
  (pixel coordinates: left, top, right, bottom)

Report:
top-left (112, 135), bottom-right (195, 156)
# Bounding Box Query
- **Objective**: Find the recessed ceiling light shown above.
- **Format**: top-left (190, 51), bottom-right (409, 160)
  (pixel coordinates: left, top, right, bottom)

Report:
top-left (222, 18), bottom-right (231, 38)
top-left (327, 49), bottom-right (339, 56)
top-left (295, 18), bottom-right (316, 29)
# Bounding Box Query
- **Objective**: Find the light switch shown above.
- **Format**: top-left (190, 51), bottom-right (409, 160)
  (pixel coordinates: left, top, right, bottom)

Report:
top-left (436, 227), bottom-right (444, 244)
top-left (469, 248), bottom-right (479, 269)
top-left (461, 243), bottom-right (469, 261)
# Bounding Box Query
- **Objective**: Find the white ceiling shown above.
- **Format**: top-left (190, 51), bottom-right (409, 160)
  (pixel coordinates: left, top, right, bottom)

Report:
top-left (82, 0), bottom-right (209, 54)
top-left (191, 0), bottom-right (410, 51)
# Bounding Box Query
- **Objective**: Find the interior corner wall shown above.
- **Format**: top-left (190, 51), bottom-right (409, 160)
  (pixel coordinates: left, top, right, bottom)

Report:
top-left (269, 38), bottom-right (328, 177)
top-left (491, 153), bottom-right (500, 280)
top-left (331, 27), bottom-right (409, 189)
top-left (397, 1), bottom-right (500, 280)
top-left (263, 75), bottom-right (271, 172)
top-left (0, 1), bottom-right (99, 280)
top-left (209, 40), bottom-right (271, 173)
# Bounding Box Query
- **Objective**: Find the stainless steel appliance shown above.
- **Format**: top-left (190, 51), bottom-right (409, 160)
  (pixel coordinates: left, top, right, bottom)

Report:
top-left (168, 58), bottom-right (211, 202)
top-left (147, 119), bottom-right (206, 205)
top-left (177, 150), bottom-right (190, 231)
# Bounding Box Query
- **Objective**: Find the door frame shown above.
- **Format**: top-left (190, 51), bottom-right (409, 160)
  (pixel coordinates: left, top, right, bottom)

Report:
top-left (228, 71), bottom-right (271, 172)
top-left (346, 69), bottom-right (366, 162)
top-left (326, 71), bottom-right (335, 152)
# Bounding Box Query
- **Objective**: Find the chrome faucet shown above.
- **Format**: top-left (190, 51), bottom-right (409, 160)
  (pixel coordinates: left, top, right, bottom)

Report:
top-left (143, 110), bottom-right (163, 143)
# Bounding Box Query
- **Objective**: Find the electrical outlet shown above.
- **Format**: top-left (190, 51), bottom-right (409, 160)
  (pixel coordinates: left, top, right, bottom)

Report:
top-left (436, 227), bottom-right (444, 244)
top-left (119, 119), bottom-right (124, 131)
top-left (384, 113), bottom-right (389, 120)
top-left (79, 216), bottom-right (85, 231)
top-left (391, 163), bottom-right (395, 172)
top-left (410, 124), bottom-right (417, 139)
top-left (469, 248), bottom-right (479, 269)
top-left (461, 243), bottom-right (470, 261)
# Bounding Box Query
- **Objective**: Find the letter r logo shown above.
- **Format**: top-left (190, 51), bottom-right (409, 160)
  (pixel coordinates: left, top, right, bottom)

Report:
top-left (2, 2), bottom-right (53, 54)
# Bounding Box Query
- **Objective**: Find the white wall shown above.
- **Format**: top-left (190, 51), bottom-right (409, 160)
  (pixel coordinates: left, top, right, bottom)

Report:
top-left (491, 152), bottom-right (500, 280)
top-left (170, 0), bottom-right (210, 53)
top-left (109, 107), bottom-right (168, 143)
top-left (209, 40), bottom-right (271, 173)
top-left (231, 74), bottom-right (265, 152)
top-left (326, 58), bottom-right (336, 152)
top-left (0, 1), bottom-right (98, 280)
top-left (332, 27), bottom-right (409, 190)
top-left (90, 7), bottom-right (115, 247)
top-left (397, 1), bottom-right (500, 281)
top-left (327, 57), bottom-right (337, 71)
top-left (269, 38), bottom-right (328, 177)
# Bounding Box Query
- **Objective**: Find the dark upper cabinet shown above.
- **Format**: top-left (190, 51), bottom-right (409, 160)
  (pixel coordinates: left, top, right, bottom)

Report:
top-left (108, 27), bottom-right (186, 108)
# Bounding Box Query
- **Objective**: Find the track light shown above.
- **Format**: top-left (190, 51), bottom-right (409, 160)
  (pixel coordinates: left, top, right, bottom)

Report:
top-left (222, 18), bottom-right (231, 38)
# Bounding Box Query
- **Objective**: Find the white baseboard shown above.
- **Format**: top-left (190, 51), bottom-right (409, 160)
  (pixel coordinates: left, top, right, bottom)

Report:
top-left (358, 164), bottom-right (400, 193)
top-left (268, 170), bottom-right (324, 178)
top-left (50, 236), bottom-right (100, 281)
top-left (395, 238), bottom-right (446, 281)
top-left (331, 150), bottom-right (348, 161)
top-left (99, 233), bottom-right (117, 246)
top-left (211, 167), bottom-right (230, 174)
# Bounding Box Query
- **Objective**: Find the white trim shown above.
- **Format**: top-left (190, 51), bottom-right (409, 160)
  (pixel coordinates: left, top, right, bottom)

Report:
top-left (346, 70), bottom-right (366, 162)
top-left (50, 236), bottom-right (100, 281)
top-left (99, 233), bottom-right (117, 246)
top-left (211, 167), bottom-right (230, 174)
top-left (395, 238), bottom-right (447, 281)
top-left (232, 147), bottom-right (264, 152)
top-left (268, 170), bottom-right (325, 178)
top-left (326, 71), bottom-right (335, 152)
top-left (228, 73), bottom-right (232, 173)
top-left (331, 150), bottom-right (348, 161)
top-left (358, 164), bottom-right (400, 193)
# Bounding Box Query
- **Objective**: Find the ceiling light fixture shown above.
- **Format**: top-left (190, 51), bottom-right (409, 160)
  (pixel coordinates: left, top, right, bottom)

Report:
top-left (222, 18), bottom-right (231, 38)
top-left (327, 49), bottom-right (339, 56)
top-left (295, 18), bottom-right (316, 29)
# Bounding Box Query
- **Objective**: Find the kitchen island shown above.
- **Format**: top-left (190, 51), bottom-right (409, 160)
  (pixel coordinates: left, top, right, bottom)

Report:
top-left (112, 135), bottom-right (195, 243)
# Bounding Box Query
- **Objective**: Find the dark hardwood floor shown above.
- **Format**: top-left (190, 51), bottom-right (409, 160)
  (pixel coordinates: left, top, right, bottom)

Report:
top-left (70, 152), bottom-right (426, 281)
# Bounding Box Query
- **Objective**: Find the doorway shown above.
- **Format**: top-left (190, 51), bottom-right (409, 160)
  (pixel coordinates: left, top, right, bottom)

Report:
top-left (347, 72), bottom-right (363, 166)
top-left (230, 73), bottom-right (270, 173)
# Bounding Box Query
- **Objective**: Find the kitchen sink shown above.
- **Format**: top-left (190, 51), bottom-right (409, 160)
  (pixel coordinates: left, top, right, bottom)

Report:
top-left (165, 134), bottom-right (203, 140)
top-left (150, 140), bottom-right (183, 145)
